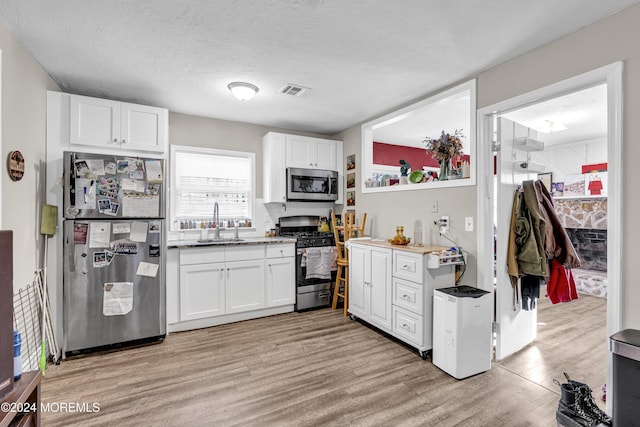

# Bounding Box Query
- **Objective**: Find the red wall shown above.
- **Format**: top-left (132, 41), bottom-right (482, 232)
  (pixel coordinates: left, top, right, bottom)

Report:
top-left (373, 141), bottom-right (470, 170)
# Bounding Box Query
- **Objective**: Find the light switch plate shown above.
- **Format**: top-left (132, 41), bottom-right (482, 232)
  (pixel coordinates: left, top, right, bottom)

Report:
top-left (465, 217), bottom-right (474, 232)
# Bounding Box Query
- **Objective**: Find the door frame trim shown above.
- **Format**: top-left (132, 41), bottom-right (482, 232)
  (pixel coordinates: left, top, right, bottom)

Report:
top-left (476, 62), bottom-right (623, 413)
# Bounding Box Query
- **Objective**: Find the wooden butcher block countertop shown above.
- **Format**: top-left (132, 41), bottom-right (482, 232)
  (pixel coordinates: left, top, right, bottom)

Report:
top-left (347, 238), bottom-right (450, 254)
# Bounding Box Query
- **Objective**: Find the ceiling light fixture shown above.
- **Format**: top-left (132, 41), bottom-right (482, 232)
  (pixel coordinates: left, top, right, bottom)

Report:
top-left (539, 119), bottom-right (568, 133)
top-left (228, 82), bottom-right (259, 101)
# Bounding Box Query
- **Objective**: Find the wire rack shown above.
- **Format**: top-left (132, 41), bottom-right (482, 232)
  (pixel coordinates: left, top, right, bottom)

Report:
top-left (13, 281), bottom-right (45, 372)
top-left (12, 270), bottom-right (60, 372)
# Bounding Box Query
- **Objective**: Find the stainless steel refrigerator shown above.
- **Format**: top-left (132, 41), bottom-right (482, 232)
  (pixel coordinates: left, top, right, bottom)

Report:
top-left (62, 151), bottom-right (166, 354)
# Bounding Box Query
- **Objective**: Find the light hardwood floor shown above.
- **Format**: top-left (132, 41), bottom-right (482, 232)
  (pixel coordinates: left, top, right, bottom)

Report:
top-left (40, 293), bottom-right (607, 426)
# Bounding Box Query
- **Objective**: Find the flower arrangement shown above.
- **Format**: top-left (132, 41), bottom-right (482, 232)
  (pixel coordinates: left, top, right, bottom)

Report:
top-left (423, 129), bottom-right (465, 162)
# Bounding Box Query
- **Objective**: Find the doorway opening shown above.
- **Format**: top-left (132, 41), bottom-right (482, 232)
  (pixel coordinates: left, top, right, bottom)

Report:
top-left (476, 62), bottom-right (623, 414)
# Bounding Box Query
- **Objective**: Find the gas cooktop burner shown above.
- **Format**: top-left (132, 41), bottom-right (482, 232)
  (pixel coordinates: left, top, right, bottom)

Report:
top-left (278, 215), bottom-right (335, 248)
top-left (281, 231), bottom-right (334, 239)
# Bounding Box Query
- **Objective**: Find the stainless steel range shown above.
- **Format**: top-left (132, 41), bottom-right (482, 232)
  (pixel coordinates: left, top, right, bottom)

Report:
top-left (278, 216), bottom-right (336, 311)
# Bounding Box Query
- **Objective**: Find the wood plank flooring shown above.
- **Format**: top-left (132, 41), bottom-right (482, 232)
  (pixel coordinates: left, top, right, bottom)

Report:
top-left (496, 289), bottom-right (608, 401)
top-left (40, 293), bottom-right (607, 426)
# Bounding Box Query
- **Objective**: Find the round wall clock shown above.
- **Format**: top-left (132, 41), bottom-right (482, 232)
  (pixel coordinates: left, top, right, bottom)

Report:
top-left (8, 150), bottom-right (25, 181)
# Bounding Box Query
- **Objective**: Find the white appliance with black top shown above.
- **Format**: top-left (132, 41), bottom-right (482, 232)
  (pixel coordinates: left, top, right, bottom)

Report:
top-left (62, 151), bottom-right (166, 355)
top-left (278, 216), bottom-right (335, 311)
top-left (432, 285), bottom-right (492, 379)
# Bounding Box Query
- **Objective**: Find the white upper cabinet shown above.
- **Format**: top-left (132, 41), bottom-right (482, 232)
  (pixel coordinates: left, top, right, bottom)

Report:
top-left (263, 132), bottom-right (343, 204)
top-left (69, 94), bottom-right (167, 153)
top-left (285, 135), bottom-right (338, 170)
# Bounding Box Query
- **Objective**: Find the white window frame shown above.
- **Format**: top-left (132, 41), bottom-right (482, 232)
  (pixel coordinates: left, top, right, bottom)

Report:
top-left (169, 144), bottom-right (256, 231)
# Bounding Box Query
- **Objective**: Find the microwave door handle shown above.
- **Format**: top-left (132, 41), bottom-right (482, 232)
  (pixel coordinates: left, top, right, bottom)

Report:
top-left (327, 173), bottom-right (332, 196)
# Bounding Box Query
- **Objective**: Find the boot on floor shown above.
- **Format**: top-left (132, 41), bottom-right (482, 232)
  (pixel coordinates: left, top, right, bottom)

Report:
top-left (562, 373), bottom-right (612, 425)
top-left (555, 379), bottom-right (599, 426)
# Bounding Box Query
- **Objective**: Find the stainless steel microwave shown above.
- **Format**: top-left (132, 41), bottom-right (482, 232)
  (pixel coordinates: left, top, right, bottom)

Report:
top-left (287, 168), bottom-right (338, 202)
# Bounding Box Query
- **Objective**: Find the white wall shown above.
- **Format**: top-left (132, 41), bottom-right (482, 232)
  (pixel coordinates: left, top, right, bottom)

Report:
top-left (530, 138), bottom-right (607, 183)
top-left (0, 23), bottom-right (59, 290)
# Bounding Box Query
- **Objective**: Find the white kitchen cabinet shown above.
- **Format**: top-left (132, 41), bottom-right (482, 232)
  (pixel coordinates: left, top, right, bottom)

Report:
top-left (69, 94), bottom-right (167, 153)
top-left (180, 262), bottom-right (225, 321)
top-left (348, 243), bottom-right (392, 330)
top-left (168, 242), bottom-right (296, 332)
top-left (178, 247), bottom-right (225, 322)
top-left (348, 240), bottom-right (456, 359)
top-left (391, 249), bottom-right (456, 358)
top-left (265, 244), bottom-right (296, 307)
top-left (225, 260), bottom-right (265, 313)
top-left (262, 132), bottom-right (343, 204)
top-left (285, 134), bottom-right (337, 170)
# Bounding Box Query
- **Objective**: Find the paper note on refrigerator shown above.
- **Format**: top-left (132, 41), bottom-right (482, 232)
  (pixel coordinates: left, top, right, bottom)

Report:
top-left (89, 222), bottom-right (111, 248)
top-left (103, 282), bottom-right (133, 316)
top-left (121, 178), bottom-right (146, 193)
top-left (121, 194), bottom-right (159, 217)
top-left (112, 223), bottom-right (131, 234)
top-left (136, 262), bottom-right (159, 278)
top-left (130, 221), bottom-right (148, 242)
top-left (145, 160), bottom-right (163, 183)
top-left (75, 178), bottom-right (96, 210)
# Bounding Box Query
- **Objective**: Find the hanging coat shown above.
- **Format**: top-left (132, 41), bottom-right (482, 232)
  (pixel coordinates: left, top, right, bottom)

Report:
top-left (534, 180), bottom-right (581, 268)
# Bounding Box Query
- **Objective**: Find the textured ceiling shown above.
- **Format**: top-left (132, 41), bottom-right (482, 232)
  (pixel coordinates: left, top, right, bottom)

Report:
top-left (0, 0), bottom-right (637, 135)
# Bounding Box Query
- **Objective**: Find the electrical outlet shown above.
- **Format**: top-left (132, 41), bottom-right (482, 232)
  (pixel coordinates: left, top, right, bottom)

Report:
top-left (431, 200), bottom-right (438, 213)
top-left (439, 216), bottom-right (449, 232)
top-left (465, 216), bottom-right (474, 232)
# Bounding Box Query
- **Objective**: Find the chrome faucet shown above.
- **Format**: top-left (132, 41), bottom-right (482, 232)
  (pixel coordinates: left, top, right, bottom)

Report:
top-left (213, 201), bottom-right (220, 239)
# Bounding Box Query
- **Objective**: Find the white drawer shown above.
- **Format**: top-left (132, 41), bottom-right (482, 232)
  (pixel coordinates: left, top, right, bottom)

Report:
top-left (180, 247), bottom-right (224, 265)
top-left (266, 243), bottom-right (295, 258)
top-left (393, 250), bottom-right (424, 283)
top-left (225, 245), bottom-right (265, 262)
top-left (393, 277), bottom-right (424, 315)
top-left (392, 306), bottom-right (424, 347)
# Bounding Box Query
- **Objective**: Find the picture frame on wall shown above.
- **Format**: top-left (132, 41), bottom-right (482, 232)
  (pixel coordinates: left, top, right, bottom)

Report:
top-left (346, 191), bottom-right (355, 206)
top-left (347, 172), bottom-right (355, 188)
top-left (347, 154), bottom-right (355, 170)
top-left (551, 182), bottom-right (565, 197)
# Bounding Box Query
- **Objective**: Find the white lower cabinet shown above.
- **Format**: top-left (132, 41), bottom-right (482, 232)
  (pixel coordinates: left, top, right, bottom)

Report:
top-left (168, 242), bottom-right (295, 332)
top-left (348, 241), bottom-right (455, 358)
top-left (348, 243), bottom-right (392, 330)
top-left (180, 262), bottom-right (225, 321)
top-left (225, 260), bottom-right (265, 313)
top-left (265, 244), bottom-right (296, 307)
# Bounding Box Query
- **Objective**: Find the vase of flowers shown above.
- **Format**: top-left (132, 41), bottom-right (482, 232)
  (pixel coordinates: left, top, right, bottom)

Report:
top-left (423, 129), bottom-right (465, 181)
top-left (439, 160), bottom-right (449, 180)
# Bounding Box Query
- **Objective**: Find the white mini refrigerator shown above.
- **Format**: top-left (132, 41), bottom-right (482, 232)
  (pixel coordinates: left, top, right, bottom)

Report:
top-left (432, 286), bottom-right (492, 379)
